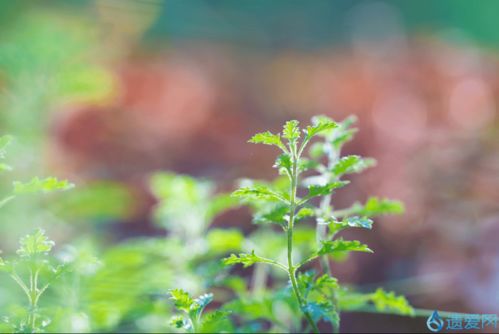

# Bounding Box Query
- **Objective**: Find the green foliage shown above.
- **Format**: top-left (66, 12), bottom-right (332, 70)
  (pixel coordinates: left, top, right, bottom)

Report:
top-left (304, 181), bottom-right (349, 201)
top-left (338, 287), bottom-right (414, 316)
top-left (1, 116), bottom-right (420, 333)
top-left (248, 131), bottom-right (286, 151)
top-left (169, 289), bottom-right (231, 333)
top-left (223, 251), bottom-right (283, 270)
top-left (221, 116), bottom-right (412, 333)
top-left (16, 228), bottom-right (55, 258)
top-left (13, 177), bottom-right (74, 194)
top-left (0, 135), bottom-right (75, 211)
top-left (232, 186), bottom-right (288, 203)
top-left (331, 155), bottom-right (376, 176)
top-left (150, 172), bottom-right (238, 239)
top-left (0, 229), bottom-right (67, 333)
top-left (317, 239), bottom-right (373, 256)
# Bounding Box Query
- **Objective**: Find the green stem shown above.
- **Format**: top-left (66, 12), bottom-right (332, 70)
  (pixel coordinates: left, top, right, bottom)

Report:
top-left (317, 140), bottom-right (341, 333)
top-left (288, 143), bottom-right (320, 334)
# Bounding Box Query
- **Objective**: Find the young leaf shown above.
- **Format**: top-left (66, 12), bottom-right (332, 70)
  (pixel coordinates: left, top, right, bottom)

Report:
top-left (13, 177), bottom-right (74, 194)
top-left (249, 131), bottom-right (286, 151)
top-left (326, 216), bottom-right (373, 238)
top-left (16, 228), bottom-right (55, 258)
top-left (232, 186), bottom-right (287, 203)
top-left (223, 251), bottom-right (272, 268)
top-left (169, 289), bottom-right (195, 313)
top-left (282, 120), bottom-right (300, 142)
top-left (318, 239), bottom-right (373, 256)
top-left (305, 181), bottom-right (349, 200)
top-left (304, 119), bottom-right (338, 141)
top-left (332, 155), bottom-right (376, 176)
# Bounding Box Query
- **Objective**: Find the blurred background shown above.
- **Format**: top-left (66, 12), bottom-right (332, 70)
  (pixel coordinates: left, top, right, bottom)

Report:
top-left (0, 0), bottom-right (498, 332)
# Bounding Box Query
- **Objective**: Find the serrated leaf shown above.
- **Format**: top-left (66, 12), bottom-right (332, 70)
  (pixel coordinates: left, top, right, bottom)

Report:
top-left (13, 177), bottom-right (74, 194)
top-left (326, 216), bottom-right (373, 238)
top-left (223, 251), bottom-right (268, 268)
top-left (371, 288), bottom-right (414, 316)
top-left (332, 155), bottom-right (376, 176)
top-left (318, 239), bottom-right (372, 256)
top-left (248, 131), bottom-right (285, 151)
top-left (305, 119), bottom-right (338, 140)
top-left (169, 289), bottom-right (195, 313)
top-left (16, 228), bottom-right (55, 258)
top-left (232, 186), bottom-right (287, 203)
top-left (305, 181), bottom-right (349, 200)
top-left (282, 120), bottom-right (300, 141)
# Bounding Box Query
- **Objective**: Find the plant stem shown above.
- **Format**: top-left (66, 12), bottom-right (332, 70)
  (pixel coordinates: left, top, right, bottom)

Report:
top-left (317, 140), bottom-right (341, 333)
top-left (288, 144), bottom-right (320, 334)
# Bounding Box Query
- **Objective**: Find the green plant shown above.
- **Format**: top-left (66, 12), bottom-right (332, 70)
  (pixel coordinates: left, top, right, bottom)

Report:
top-left (0, 229), bottom-right (66, 333)
top-left (0, 134), bottom-right (74, 333)
top-left (222, 117), bottom-right (413, 333)
top-left (168, 289), bottom-right (231, 333)
top-left (0, 135), bottom-right (74, 210)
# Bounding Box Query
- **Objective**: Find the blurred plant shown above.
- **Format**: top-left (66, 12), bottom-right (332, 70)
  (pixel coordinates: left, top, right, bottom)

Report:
top-left (169, 289), bottom-right (231, 333)
top-left (59, 173), bottom-right (242, 333)
top-left (306, 116), bottom-right (406, 314)
top-left (222, 117), bottom-right (414, 333)
top-left (0, 134), bottom-right (74, 333)
top-left (0, 135), bottom-right (74, 209)
top-left (0, 229), bottom-right (66, 333)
